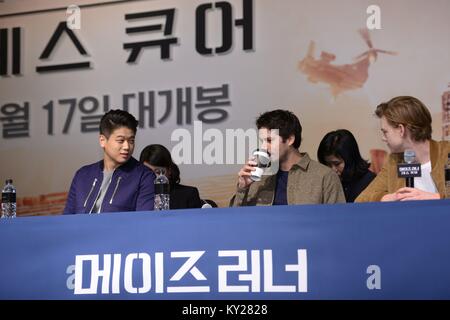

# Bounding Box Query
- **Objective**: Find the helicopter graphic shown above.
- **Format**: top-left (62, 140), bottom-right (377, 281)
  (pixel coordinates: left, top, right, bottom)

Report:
top-left (298, 29), bottom-right (397, 97)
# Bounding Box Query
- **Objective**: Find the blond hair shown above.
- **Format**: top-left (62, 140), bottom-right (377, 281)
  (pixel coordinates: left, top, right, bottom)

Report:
top-left (375, 96), bottom-right (432, 141)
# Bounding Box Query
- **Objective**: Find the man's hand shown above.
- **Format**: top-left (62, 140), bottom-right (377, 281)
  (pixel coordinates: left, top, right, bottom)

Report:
top-left (381, 193), bottom-right (398, 202)
top-left (395, 187), bottom-right (440, 201)
top-left (237, 157), bottom-right (257, 189)
top-left (381, 188), bottom-right (440, 201)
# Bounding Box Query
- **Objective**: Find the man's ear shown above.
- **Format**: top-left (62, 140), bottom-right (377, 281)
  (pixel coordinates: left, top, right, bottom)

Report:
top-left (99, 134), bottom-right (107, 148)
top-left (287, 134), bottom-right (295, 147)
top-left (398, 124), bottom-right (406, 138)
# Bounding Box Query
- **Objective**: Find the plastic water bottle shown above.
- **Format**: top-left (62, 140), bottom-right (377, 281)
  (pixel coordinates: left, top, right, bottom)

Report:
top-left (1, 179), bottom-right (17, 218)
top-left (445, 153), bottom-right (450, 199)
top-left (154, 168), bottom-right (170, 211)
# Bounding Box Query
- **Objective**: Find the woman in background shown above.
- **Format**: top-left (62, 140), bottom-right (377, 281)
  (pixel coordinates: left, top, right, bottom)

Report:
top-left (317, 129), bottom-right (376, 202)
top-left (140, 144), bottom-right (204, 210)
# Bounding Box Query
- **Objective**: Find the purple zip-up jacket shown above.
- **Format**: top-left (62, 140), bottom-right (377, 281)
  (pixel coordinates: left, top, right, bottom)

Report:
top-left (63, 157), bottom-right (155, 214)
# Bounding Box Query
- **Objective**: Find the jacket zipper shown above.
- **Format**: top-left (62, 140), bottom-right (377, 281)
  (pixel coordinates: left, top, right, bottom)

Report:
top-left (83, 178), bottom-right (98, 208)
top-left (109, 176), bottom-right (122, 204)
top-left (89, 176), bottom-right (112, 214)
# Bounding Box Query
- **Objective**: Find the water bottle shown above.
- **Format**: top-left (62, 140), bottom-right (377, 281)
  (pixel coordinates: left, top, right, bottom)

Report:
top-left (1, 179), bottom-right (17, 218)
top-left (154, 168), bottom-right (170, 211)
top-left (445, 153), bottom-right (450, 199)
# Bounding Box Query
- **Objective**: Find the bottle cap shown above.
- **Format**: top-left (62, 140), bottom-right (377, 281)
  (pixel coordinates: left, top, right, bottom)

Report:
top-left (154, 168), bottom-right (166, 176)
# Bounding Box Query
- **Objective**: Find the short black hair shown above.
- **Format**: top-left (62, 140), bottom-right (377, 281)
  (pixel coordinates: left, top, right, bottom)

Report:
top-left (256, 109), bottom-right (302, 149)
top-left (317, 129), bottom-right (369, 181)
top-left (99, 109), bottom-right (138, 138)
top-left (139, 144), bottom-right (180, 186)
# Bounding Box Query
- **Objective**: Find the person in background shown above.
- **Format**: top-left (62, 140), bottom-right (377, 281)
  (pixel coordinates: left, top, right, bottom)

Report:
top-left (64, 110), bottom-right (155, 214)
top-left (356, 96), bottom-right (450, 202)
top-left (140, 144), bottom-right (204, 210)
top-left (317, 129), bottom-right (376, 202)
top-left (230, 109), bottom-right (345, 206)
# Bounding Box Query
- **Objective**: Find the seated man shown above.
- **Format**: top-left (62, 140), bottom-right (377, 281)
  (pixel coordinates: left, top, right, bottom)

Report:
top-left (64, 110), bottom-right (155, 214)
top-left (230, 109), bottom-right (345, 206)
top-left (356, 96), bottom-right (450, 202)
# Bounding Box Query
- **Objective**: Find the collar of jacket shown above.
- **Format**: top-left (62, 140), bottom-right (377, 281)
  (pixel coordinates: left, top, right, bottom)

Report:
top-left (429, 139), bottom-right (440, 171)
top-left (289, 152), bottom-right (311, 172)
top-left (95, 157), bottom-right (139, 177)
top-left (429, 140), bottom-right (444, 193)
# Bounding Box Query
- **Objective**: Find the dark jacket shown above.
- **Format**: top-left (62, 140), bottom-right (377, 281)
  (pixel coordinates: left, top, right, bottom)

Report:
top-left (342, 170), bottom-right (376, 202)
top-left (170, 184), bottom-right (203, 210)
top-left (63, 157), bottom-right (155, 214)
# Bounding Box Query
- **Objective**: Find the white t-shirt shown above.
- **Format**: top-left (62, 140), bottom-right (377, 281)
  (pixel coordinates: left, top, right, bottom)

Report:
top-left (414, 161), bottom-right (437, 193)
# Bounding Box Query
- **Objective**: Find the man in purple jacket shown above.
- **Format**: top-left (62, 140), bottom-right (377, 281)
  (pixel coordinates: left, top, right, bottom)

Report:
top-left (63, 110), bottom-right (155, 214)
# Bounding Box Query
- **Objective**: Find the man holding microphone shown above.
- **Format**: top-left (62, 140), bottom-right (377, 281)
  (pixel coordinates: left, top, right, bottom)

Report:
top-left (356, 96), bottom-right (450, 202)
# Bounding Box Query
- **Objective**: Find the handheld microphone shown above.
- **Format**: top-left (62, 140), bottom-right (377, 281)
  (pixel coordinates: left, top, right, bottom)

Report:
top-left (397, 150), bottom-right (421, 188)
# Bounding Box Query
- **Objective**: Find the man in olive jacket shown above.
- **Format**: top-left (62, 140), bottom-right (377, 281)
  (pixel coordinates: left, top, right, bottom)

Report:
top-left (230, 109), bottom-right (345, 206)
top-left (356, 96), bottom-right (450, 202)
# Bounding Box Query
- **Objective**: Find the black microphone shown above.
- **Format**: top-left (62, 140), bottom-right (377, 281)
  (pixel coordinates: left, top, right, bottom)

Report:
top-left (397, 150), bottom-right (421, 188)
